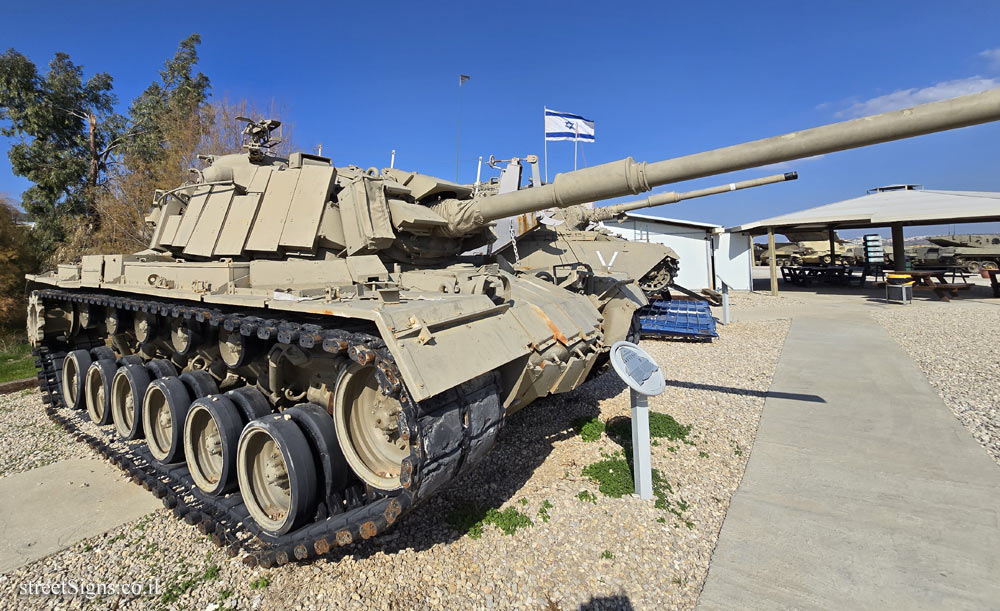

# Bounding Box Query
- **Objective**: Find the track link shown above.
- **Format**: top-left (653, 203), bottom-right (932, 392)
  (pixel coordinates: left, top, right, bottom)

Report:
top-left (32, 288), bottom-right (504, 567)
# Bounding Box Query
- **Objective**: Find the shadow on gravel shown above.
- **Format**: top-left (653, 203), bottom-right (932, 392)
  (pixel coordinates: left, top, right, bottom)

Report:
top-left (580, 594), bottom-right (634, 610)
top-left (303, 367), bottom-right (627, 566)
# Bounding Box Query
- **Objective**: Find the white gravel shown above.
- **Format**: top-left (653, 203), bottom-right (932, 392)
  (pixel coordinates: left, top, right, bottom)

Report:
top-left (0, 318), bottom-right (790, 610)
top-left (0, 390), bottom-right (88, 479)
top-left (872, 302), bottom-right (1000, 465)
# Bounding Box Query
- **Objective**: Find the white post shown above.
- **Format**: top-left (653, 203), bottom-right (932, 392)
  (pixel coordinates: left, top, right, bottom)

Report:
top-left (474, 155), bottom-right (482, 195)
top-left (631, 391), bottom-right (653, 500)
top-left (574, 122), bottom-right (579, 171)
top-left (543, 107), bottom-right (549, 184)
top-left (390, 149), bottom-right (396, 169)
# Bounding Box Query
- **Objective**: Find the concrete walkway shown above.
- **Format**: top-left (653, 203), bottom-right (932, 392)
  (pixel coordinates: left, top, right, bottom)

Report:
top-left (0, 457), bottom-right (159, 572)
top-left (698, 307), bottom-right (1000, 609)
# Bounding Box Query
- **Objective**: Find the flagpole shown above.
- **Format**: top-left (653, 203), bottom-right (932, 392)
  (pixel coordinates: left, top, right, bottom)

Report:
top-left (456, 76), bottom-right (463, 181)
top-left (574, 122), bottom-right (579, 171)
top-left (543, 107), bottom-right (548, 184)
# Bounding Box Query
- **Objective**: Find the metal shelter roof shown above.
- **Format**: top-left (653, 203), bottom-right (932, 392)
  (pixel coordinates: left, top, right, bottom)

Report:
top-left (619, 212), bottom-right (722, 231)
top-left (729, 186), bottom-right (1000, 235)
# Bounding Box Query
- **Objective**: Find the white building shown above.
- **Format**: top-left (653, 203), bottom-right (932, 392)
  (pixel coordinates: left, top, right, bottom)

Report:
top-left (599, 212), bottom-right (754, 291)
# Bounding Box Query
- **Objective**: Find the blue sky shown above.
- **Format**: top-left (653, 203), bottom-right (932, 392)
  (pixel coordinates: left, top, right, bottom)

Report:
top-left (3, 1), bottom-right (1000, 240)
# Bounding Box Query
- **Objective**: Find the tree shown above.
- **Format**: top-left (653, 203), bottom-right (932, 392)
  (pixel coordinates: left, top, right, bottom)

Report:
top-left (0, 194), bottom-right (40, 328)
top-left (0, 49), bottom-right (120, 252)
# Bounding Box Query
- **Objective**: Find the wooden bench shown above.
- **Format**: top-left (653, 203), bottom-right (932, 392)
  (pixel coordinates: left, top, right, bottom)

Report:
top-left (913, 283), bottom-right (972, 301)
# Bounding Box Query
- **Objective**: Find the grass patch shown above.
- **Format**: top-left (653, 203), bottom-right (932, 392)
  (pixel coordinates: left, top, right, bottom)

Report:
top-left (581, 451), bottom-right (692, 524)
top-left (249, 575), bottom-right (270, 590)
top-left (606, 412), bottom-right (693, 445)
top-left (537, 499), bottom-right (553, 523)
top-left (447, 503), bottom-right (533, 539)
top-left (572, 416), bottom-right (605, 442)
top-left (0, 341), bottom-right (34, 383)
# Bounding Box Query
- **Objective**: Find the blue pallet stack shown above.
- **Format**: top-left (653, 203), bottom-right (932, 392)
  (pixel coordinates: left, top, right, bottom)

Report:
top-left (638, 300), bottom-right (718, 340)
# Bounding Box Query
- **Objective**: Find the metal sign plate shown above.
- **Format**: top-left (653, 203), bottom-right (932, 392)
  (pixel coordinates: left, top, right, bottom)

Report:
top-left (609, 341), bottom-right (666, 396)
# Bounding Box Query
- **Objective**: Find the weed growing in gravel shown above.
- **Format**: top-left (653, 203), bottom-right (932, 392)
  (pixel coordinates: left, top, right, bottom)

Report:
top-left (250, 575), bottom-right (271, 589)
top-left (600, 550), bottom-right (614, 559)
top-left (518, 497), bottom-right (528, 506)
top-left (577, 490), bottom-right (597, 504)
top-left (107, 532), bottom-right (125, 544)
top-left (538, 499), bottom-right (553, 523)
top-left (203, 565), bottom-right (220, 580)
top-left (656, 517), bottom-right (666, 523)
top-left (582, 451), bottom-right (693, 526)
top-left (698, 451), bottom-right (709, 458)
top-left (219, 589), bottom-right (233, 601)
top-left (606, 412), bottom-right (693, 445)
top-left (447, 504), bottom-right (533, 538)
top-left (573, 416), bottom-right (605, 442)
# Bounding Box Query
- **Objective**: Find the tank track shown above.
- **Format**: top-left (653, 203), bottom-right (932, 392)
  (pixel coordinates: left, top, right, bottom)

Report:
top-left (31, 288), bottom-right (504, 567)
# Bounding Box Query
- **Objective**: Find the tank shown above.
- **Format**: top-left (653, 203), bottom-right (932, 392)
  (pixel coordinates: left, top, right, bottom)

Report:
top-left (509, 173), bottom-right (797, 299)
top-left (916, 234), bottom-right (1000, 272)
top-left (25, 87), bottom-right (1000, 565)
top-left (759, 231), bottom-right (862, 267)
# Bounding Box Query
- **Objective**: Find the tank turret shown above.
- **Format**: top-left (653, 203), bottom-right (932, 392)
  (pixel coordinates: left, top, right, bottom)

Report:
top-left (145, 88), bottom-right (1000, 266)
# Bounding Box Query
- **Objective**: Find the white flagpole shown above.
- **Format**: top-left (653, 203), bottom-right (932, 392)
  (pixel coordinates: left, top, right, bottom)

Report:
top-left (543, 107), bottom-right (548, 184)
top-left (574, 122), bottom-right (579, 171)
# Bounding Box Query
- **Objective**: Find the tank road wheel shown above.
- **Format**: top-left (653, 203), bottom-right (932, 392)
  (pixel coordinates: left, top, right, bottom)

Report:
top-left (334, 362), bottom-right (409, 491)
top-left (142, 376), bottom-right (193, 464)
top-left (111, 364), bottom-right (152, 440)
top-left (981, 261), bottom-right (999, 271)
top-left (85, 359), bottom-right (117, 425)
top-left (237, 415), bottom-right (318, 536)
top-left (184, 395), bottom-right (244, 495)
top-left (963, 260), bottom-right (982, 274)
top-left (820, 254), bottom-right (832, 265)
top-left (61, 350), bottom-right (93, 410)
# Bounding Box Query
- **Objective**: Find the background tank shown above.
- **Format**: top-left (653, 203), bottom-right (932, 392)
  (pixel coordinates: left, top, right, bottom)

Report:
top-left (25, 87), bottom-right (1000, 564)
top-left (914, 234), bottom-right (1000, 272)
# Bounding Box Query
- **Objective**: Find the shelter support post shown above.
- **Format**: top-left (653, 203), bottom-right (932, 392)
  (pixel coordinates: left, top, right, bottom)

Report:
top-left (768, 228), bottom-right (778, 296)
top-left (828, 227), bottom-right (836, 266)
top-left (891, 223), bottom-right (905, 271)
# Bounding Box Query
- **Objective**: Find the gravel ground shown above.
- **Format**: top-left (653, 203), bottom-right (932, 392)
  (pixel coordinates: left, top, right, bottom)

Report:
top-left (0, 390), bottom-right (88, 479)
top-left (872, 302), bottom-right (1000, 465)
top-left (719, 290), bottom-right (808, 310)
top-left (0, 317), bottom-right (790, 611)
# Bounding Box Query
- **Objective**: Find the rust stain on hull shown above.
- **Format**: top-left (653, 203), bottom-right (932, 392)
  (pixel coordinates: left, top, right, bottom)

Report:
top-left (529, 303), bottom-right (569, 346)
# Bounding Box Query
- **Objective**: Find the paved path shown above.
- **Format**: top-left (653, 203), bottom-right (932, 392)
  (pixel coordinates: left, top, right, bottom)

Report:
top-left (0, 457), bottom-right (159, 572)
top-left (698, 307), bottom-right (1000, 609)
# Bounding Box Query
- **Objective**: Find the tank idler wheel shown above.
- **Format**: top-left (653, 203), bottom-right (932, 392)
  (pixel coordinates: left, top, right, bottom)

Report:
top-left (170, 318), bottom-right (202, 356)
top-left (287, 403), bottom-right (352, 508)
top-left (184, 395), bottom-right (244, 495)
top-left (134, 312), bottom-right (158, 344)
top-left (143, 376), bottom-right (193, 464)
top-left (111, 364), bottom-right (152, 440)
top-left (179, 370), bottom-right (219, 399)
top-left (85, 359), bottom-right (118, 425)
top-left (61, 349), bottom-right (93, 410)
top-left (334, 362), bottom-right (409, 491)
top-left (237, 414), bottom-right (318, 536)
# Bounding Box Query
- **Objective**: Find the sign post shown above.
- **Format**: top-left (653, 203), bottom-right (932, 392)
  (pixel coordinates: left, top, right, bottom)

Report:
top-left (609, 341), bottom-right (666, 501)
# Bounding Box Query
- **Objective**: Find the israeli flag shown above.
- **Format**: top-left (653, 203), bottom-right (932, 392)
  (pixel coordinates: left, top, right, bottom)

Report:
top-left (545, 108), bottom-right (595, 142)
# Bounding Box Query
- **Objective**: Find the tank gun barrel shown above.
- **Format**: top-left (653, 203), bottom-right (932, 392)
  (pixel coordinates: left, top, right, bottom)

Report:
top-left (473, 88), bottom-right (1000, 224)
top-left (585, 172), bottom-right (796, 224)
